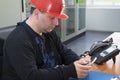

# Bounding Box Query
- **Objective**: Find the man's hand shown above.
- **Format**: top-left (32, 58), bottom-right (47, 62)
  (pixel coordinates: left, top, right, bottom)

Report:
top-left (74, 55), bottom-right (91, 78)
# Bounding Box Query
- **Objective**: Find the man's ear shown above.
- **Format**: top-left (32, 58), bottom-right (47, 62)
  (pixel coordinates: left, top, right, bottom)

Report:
top-left (33, 9), bottom-right (40, 16)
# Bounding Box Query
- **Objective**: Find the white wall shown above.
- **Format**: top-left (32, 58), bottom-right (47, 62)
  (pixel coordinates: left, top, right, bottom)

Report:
top-left (0, 0), bottom-right (22, 28)
top-left (86, 8), bottom-right (120, 32)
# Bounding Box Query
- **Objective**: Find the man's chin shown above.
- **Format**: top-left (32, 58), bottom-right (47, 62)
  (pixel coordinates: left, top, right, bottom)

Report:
top-left (47, 29), bottom-right (53, 32)
top-left (44, 29), bottom-right (53, 33)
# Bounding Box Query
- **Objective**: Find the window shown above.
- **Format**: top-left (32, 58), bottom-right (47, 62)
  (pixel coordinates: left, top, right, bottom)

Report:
top-left (87, 0), bottom-right (120, 8)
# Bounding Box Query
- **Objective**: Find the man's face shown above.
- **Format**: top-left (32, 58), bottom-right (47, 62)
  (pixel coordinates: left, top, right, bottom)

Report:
top-left (37, 10), bottom-right (59, 33)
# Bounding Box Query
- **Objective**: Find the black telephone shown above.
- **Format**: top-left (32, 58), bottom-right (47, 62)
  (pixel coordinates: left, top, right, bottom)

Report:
top-left (89, 38), bottom-right (120, 65)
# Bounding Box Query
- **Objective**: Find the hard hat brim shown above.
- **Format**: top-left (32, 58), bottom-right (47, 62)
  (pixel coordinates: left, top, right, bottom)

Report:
top-left (48, 12), bottom-right (69, 20)
top-left (58, 13), bottom-right (69, 20)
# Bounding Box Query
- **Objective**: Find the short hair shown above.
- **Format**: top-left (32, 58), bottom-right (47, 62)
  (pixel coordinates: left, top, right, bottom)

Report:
top-left (30, 7), bottom-right (36, 14)
top-left (30, 7), bottom-right (45, 14)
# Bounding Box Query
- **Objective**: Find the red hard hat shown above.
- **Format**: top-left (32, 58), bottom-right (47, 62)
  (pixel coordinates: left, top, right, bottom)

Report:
top-left (30, 0), bottom-right (69, 20)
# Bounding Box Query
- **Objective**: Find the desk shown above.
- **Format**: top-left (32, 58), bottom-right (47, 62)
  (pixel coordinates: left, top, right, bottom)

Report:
top-left (91, 32), bottom-right (120, 74)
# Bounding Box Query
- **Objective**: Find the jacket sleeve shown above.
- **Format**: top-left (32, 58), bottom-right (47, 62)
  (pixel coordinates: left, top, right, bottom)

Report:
top-left (49, 30), bottom-right (80, 64)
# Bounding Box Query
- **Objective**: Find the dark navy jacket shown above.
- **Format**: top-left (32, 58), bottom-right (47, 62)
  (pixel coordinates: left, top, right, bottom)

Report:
top-left (2, 22), bottom-right (79, 80)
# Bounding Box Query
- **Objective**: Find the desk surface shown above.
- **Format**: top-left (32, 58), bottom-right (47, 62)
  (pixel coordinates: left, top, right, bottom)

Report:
top-left (91, 32), bottom-right (120, 74)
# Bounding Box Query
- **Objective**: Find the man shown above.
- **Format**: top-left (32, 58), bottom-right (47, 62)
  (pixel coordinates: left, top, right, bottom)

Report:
top-left (2, 0), bottom-right (91, 80)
